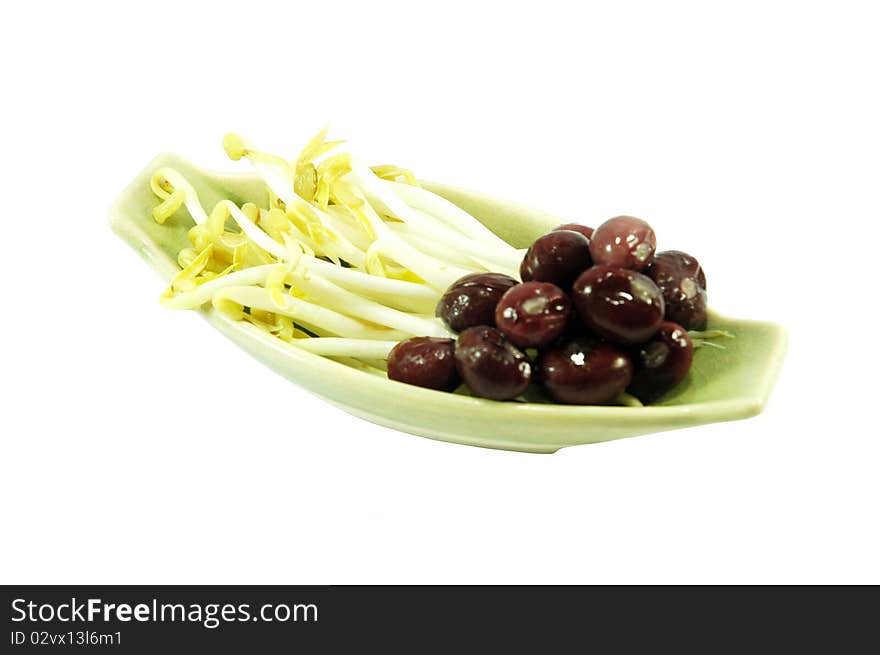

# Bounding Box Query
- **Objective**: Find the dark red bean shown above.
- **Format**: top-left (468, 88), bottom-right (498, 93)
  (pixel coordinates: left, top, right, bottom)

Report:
top-left (538, 337), bottom-right (634, 404)
top-left (455, 326), bottom-right (532, 400)
top-left (627, 322), bottom-right (693, 403)
top-left (589, 215), bottom-right (657, 271)
top-left (495, 282), bottom-right (571, 349)
top-left (436, 273), bottom-right (518, 332)
top-left (554, 223), bottom-right (594, 240)
top-left (387, 337), bottom-right (460, 391)
top-left (645, 250), bottom-right (708, 330)
top-left (520, 230), bottom-right (592, 287)
top-left (572, 266), bottom-right (665, 345)
top-left (451, 272), bottom-right (520, 290)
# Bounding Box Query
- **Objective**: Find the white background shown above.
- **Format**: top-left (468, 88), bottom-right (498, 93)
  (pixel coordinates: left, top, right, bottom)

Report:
top-left (2, 1), bottom-right (877, 584)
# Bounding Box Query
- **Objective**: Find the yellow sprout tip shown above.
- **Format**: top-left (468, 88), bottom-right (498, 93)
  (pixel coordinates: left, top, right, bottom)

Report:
top-left (222, 133), bottom-right (248, 161)
top-left (152, 189), bottom-right (185, 224)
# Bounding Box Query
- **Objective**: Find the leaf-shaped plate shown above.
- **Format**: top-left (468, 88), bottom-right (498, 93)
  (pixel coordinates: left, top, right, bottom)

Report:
top-left (110, 154), bottom-right (787, 453)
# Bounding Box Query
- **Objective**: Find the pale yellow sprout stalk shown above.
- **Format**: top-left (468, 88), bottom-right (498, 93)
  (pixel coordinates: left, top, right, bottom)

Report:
top-left (232, 321), bottom-right (396, 369)
top-left (380, 207), bottom-right (520, 271)
top-left (226, 133), bottom-right (474, 290)
top-left (386, 220), bottom-right (521, 278)
top-left (223, 134), bottom-right (296, 197)
top-left (213, 286), bottom-right (408, 341)
top-left (346, 160), bottom-right (524, 280)
top-left (224, 137), bottom-right (367, 273)
top-left (159, 247), bottom-right (440, 314)
top-left (286, 268), bottom-right (453, 338)
top-left (386, 224), bottom-right (491, 271)
top-left (333, 182), bottom-right (472, 290)
top-left (350, 162), bottom-right (520, 264)
top-left (346, 161), bottom-right (448, 236)
top-left (371, 164), bottom-right (419, 186)
top-left (165, 244), bottom-right (216, 294)
top-left (346, 161), bottom-right (517, 276)
top-left (223, 133), bottom-right (332, 227)
top-left (406, 207), bottom-right (526, 271)
top-left (306, 222), bottom-right (367, 269)
top-left (282, 338), bottom-right (398, 359)
top-left (321, 206), bottom-right (374, 250)
top-left (386, 180), bottom-right (516, 251)
top-left (209, 200), bottom-right (288, 260)
top-left (296, 255), bottom-right (439, 313)
top-left (256, 208), bottom-right (325, 259)
top-left (151, 168), bottom-right (210, 225)
top-left (689, 329), bottom-right (734, 349)
top-left (615, 392), bottom-right (644, 407)
top-left (161, 265), bottom-right (274, 309)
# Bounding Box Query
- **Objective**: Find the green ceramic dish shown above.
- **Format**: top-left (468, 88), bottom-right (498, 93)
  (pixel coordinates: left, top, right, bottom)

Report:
top-left (110, 153), bottom-right (787, 453)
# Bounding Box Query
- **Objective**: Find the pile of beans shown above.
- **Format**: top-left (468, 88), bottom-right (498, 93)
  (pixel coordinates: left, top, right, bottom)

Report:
top-left (388, 216), bottom-right (708, 404)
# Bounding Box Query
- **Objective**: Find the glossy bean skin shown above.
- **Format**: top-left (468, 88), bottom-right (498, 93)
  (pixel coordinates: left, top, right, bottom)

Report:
top-left (520, 230), bottom-right (592, 287)
top-left (589, 215), bottom-right (657, 271)
top-left (495, 282), bottom-right (572, 349)
top-left (387, 337), bottom-right (460, 391)
top-left (537, 337), bottom-right (634, 404)
top-left (455, 326), bottom-right (532, 400)
top-left (554, 223), bottom-right (594, 240)
top-left (436, 273), bottom-right (518, 332)
top-left (572, 266), bottom-right (665, 345)
top-left (645, 250), bottom-right (708, 330)
top-left (627, 322), bottom-right (693, 403)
